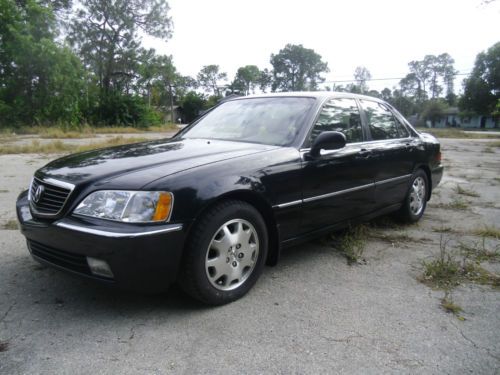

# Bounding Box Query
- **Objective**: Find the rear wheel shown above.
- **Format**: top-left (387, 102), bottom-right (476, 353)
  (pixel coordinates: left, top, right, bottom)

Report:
top-left (396, 169), bottom-right (429, 223)
top-left (180, 200), bottom-right (268, 305)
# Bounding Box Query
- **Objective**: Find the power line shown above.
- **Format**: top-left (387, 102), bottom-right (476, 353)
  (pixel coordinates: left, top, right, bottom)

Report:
top-left (324, 72), bottom-right (472, 84)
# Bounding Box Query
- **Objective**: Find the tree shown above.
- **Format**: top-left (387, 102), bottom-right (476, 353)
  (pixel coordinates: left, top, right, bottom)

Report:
top-left (0, 0), bottom-right (85, 126)
top-left (353, 66), bottom-right (371, 93)
top-left (180, 91), bottom-right (205, 122)
top-left (258, 68), bottom-right (272, 93)
top-left (406, 54), bottom-right (457, 102)
top-left (270, 44), bottom-right (329, 92)
top-left (68, 0), bottom-right (172, 97)
top-left (421, 100), bottom-right (448, 127)
top-left (460, 42), bottom-right (500, 116)
top-left (231, 65), bottom-right (260, 95)
top-left (197, 65), bottom-right (227, 97)
top-left (381, 88), bottom-right (392, 102)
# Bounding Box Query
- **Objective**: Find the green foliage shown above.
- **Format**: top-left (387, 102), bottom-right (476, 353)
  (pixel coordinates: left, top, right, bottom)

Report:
top-left (181, 91), bottom-right (206, 123)
top-left (354, 66), bottom-right (371, 93)
top-left (94, 94), bottom-right (161, 127)
top-left (197, 65), bottom-right (227, 97)
top-left (460, 42), bottom-right (500, 116)
top-left (230, 65), bottom-right (261, 95)
top-left (421, 99), bottom-right (449, 127)
top-left (0, 0), bottom-right (85, 127)
top-left (270, 44), bottom-right (329, 92)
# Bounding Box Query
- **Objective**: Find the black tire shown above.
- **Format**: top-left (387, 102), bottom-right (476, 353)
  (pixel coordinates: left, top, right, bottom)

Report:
top-left (179, 200), bottom-right (268, 305)
top-left (396, 169), bottom-right (429, 223)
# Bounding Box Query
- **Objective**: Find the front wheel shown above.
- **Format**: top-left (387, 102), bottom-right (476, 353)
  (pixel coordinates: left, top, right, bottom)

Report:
top-left (179, 200), bottom-right (268, 305)
top-left (396, 169), bottom-right (429, 223)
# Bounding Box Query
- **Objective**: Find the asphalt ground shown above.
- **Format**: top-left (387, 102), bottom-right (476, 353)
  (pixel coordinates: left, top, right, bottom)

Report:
top-left (0, 137), bottom-right (499, 374)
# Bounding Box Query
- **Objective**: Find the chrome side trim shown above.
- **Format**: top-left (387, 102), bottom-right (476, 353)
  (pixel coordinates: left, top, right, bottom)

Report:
top-left (273, 200), bottom-right (302, 209)
top-left (55, 222), bottom-right (183, 238)
top-left (375, 174), bottom-right (412, 186)
top-left (303, 183), bottom-right (374, 203)
top-left (274, 173), bottom-right (412, 208)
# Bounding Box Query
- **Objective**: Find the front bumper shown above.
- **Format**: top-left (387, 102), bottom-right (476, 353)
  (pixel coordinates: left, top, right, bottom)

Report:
top-left (431, 164), bottom-right (444, 190)
top-left (16, 190), bottom-right (187, 293)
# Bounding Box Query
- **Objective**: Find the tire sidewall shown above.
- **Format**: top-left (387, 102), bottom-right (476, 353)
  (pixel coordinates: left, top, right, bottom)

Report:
top-left (404, 169), bottom-right (429, 222)
top-left (188, 202), bottom-right (268, 304)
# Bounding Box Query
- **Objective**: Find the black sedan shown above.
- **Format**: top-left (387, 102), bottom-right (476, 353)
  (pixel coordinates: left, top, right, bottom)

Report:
top-left (16, 92), bottom-right (443, 305)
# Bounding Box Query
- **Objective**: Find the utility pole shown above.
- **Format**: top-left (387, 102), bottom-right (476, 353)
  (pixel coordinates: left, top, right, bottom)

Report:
top-left (168, 82), bottom-right (174, 124)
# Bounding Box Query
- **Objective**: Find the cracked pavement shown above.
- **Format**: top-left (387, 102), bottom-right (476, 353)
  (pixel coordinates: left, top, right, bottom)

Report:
top-left (0, 137), bottom-right (499, 374)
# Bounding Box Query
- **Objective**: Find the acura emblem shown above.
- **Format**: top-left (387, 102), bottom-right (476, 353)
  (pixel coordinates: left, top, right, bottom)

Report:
top-left (33, 185), bottom-right (44, 203)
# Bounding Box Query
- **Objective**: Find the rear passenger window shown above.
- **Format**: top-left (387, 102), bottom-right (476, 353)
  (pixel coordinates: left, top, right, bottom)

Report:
top-left (309, 98), bottom-right (363, 144)
top-left (360, 100), bottom-right (408, 140)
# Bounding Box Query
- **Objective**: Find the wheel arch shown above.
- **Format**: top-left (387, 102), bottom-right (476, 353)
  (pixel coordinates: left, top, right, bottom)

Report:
top-left (184, 189), bottom-right (280, 267)
top-left (414, 164), bottom-right (432, 200)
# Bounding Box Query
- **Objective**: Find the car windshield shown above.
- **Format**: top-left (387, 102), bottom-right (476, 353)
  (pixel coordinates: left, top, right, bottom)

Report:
top-left (180, 97), bottom-right (315, 146)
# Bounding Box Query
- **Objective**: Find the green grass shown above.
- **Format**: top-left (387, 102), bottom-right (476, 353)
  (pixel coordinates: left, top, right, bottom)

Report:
top-left (2, 220), bottom-right (19, 230)
top-left (454, 184), bottom-right (480, 198)
top-left (459, 239), bottom-right (500, 262)
top-left (472, 226), bottom-right (500, 239)
top-left (436, 197), bottom-right (470, 210)
top-left (0, 123), bottom-right (178, 138)
top-left (421, 239), bottom-right (461, 289)
top-left (369, 231), bottom-right (416, 244)
top-left (331, 225), bottom-right (369, 265)
top-left (0, 136), bottom-right (149, 155)
top-left (440, 295), bottom-right (463, 316)
top-left (432, 226), bottom-right (457, 233)
top-left (416, 128), bottom-right (500, 139)
top-left (421, 237), bottom-right (500, 289)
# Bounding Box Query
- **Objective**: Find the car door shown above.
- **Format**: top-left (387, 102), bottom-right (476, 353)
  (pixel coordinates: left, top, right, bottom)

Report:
top-left (358, 99), bottom-right (417, 209)
top-left (299, 97), bottom-right (376, 234)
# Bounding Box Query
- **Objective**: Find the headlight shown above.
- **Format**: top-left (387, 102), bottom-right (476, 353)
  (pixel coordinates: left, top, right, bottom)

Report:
top-left (73, 191), bottom-right (173, 223)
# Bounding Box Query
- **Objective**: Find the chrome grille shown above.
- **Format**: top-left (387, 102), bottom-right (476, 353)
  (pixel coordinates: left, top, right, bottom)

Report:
top-left (29, 177), bottom-right (73, 217)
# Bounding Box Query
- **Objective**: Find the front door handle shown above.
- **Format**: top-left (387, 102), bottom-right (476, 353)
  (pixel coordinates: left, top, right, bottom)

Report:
top-left (358, 149), bottom-right (372, 158)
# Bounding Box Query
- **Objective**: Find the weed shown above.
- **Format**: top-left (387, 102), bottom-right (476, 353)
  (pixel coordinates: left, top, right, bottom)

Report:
top-left (438, 197), bottom-right (469, 210)
top-left (472, 225), bottom-right (500, 239)
top-left (459, 238), bottom-right (500, 262)
top-left (370, 231), bottom-right (415, 244)
top-left (440, 293), bottom-right (463, 316)
top-left (460, 262), bottom-right (500, 287)
top-left (331, 225), bottom-right (369, 265)
top-left (454, 184), bottom-right (479, 198)
top-left (421, 238), bottom-right (461, 289)
top-left (450, 197), bottom-right (470, 210)
top-left (432, 226), bottom-right (456, 233)
top-left (483, 147), bottom-right (494, 153)
top-left (0, 341), bottom-right (9, 352)
top-left (2, 220), bottom-right (19, 230)
top-left (421, 236), bottom-right (500, 289)
top-left (0, 189), bottom-right (8, 193)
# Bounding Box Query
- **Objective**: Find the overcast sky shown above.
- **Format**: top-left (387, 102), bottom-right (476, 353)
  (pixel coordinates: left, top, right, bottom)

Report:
top-left (144, 0), bottom-right (500, 93)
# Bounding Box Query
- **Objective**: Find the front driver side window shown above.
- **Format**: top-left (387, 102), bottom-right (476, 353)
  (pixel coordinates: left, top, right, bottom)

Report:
top-left (309, 98), bottom-right (363, 144)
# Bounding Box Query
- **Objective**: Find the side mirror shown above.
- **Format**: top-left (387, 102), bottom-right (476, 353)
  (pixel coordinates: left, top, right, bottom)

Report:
top-left (310, 131), bottom-right (346, 157)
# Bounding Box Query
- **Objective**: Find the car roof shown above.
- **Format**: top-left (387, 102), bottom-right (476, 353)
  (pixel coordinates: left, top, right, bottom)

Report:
top-left (231, 91), bottom-right (385, 102)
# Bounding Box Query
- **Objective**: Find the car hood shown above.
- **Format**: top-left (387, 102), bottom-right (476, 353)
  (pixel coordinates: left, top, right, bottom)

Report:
top-left (37, 138), bottom-right (277, 187)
